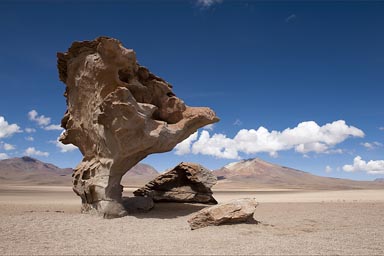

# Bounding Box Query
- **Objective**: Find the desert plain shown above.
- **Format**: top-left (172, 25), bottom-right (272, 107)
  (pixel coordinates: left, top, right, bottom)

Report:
top-left (1, 184), bottom-right (383, 255)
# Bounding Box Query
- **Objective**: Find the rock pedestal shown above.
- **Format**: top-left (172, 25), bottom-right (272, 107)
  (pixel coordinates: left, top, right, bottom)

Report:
top-left (57, 37), bottom-right (219, 217)
top-left (134, 162), bottom-right (217, 204)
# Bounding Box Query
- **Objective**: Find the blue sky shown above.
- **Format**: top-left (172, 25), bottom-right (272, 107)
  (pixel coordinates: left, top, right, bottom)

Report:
top-left (0, 0), bottom-right (383, 180)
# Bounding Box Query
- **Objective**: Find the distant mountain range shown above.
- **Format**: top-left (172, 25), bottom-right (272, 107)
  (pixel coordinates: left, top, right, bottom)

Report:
top-left (121, 163), bottom-right (159, 187)
top-left (0, 156), bottom-right (72, 185)
top-left (0, 157), bottom-right (158, 186)
top-left (213, 158), bottom-right (384, 190)
top-left (0, 157), bottom-right (383, 189)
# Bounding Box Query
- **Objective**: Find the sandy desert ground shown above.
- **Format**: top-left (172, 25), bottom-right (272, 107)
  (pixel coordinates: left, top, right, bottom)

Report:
top-left (1, 185), bottom-right (384, 255)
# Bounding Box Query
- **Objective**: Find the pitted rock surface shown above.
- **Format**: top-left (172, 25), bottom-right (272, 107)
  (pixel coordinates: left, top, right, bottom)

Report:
top-left (188, 198), bottom-right (258, 230)
top-left (134, 162), bottom-right (217, 204)
top-left (57, 37), bottom-right (219, 217)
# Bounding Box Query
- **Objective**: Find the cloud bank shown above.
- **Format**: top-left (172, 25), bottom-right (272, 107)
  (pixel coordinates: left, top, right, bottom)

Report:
top-left (175, 120), bottom-right (364, 159)
top-left (343, 156), bottom-right (384, 175)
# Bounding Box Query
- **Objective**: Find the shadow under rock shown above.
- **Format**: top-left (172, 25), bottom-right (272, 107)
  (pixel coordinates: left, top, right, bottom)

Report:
top-left (127, 201), bottom-right (207, 219)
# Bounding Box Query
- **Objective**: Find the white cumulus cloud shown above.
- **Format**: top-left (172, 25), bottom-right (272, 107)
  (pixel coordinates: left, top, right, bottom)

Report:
top-left (52, 132), bottom-right (78, 153)
top-left (361, 141), bottom-right (383, 150)
top-left (0, 153), bottom-right (10, 160)
top-left (203, 124), bottom-right (215, 131)
top-left (175, 132), bottom-right (198, 155)
top-left (24, 147), bottom-right (49, 157)
top-left (3, 143), bottom-right (15, 151)
top-left (0, 116), bottom-right (21, 139)
top-left (192, 131), bottom-right (240, 159)
top-left (174, 120), bottom-right (364, 159)
top-left (28, 110), bottom-right (51, 126)
top-left (25, 128), bottom-right (36, 133)
top-left (28, 110), bottom-right (62, 131)
top-left (343, 156), bottom-right (384, 175)
top-left (56, 141), bottom-right (78, 153)
top-left (44, 124), bottom-right (63, 131)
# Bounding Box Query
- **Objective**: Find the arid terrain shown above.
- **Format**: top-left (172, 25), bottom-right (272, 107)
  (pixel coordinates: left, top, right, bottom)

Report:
top-left (0, 185), bottom-right (383, 255)
top-left (1, 157), bottom-right (384, 255)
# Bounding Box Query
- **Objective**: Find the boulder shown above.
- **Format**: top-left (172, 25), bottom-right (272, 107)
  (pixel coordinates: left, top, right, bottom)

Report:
top-left (57, 37), bottom-right (219, 217)
top-left (188, 198), bottom-right (258, 230)
top-left (134, 162), bottom-right (217, 204)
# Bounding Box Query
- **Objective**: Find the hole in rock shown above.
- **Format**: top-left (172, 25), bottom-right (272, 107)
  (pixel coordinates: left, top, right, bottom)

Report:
top-left (82, 170), bottom-right (90, 180)
top-left (118, 69), bottom-right (131, 83)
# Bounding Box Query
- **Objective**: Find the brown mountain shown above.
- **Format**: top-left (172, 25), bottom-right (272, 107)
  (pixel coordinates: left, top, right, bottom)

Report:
top-left (0, 156), bottom-right (73, 185)
top-left (213, 158), bottom-right (384, 190)
top-left (121, 163), bottom-right (159, 187)
top-left (0, 157), bottom-right (158, 187)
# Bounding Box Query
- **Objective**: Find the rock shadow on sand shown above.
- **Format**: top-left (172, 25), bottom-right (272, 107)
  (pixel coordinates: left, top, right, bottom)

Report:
top-left (124, 199), bottom-right (207, 219)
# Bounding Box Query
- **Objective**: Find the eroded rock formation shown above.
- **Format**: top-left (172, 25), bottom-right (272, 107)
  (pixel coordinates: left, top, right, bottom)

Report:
top-left (188, 198), bottom-right (259, 230)
top-left (57, 37), bottom-right (219, 218)
top-left (133, 162), bottom-right (217, 204)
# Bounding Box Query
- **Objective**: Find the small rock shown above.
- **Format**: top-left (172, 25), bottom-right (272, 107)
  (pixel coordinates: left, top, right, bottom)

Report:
top-left (188, 198), bottom-right (258, 230)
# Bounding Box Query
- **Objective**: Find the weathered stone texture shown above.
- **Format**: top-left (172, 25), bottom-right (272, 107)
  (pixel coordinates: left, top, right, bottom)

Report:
top-left (57, 37), bottom-right (219, 217)
top-left (188, 198), bottom-right (258, 230)
top-left (134, 162), bottom-right (217, 204)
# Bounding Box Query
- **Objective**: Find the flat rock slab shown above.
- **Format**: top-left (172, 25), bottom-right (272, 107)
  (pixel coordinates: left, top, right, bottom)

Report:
top-left (188, 198), bottom-right (258, 230)
top-left (134, 162), bottom-right (217, 204)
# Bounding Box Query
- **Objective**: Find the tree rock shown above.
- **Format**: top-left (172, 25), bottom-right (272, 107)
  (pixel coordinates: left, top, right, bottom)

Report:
top-left (57, 37), bottom-right (219, 217)
top-left (134, 162), bottom-right (217, 204)
top-left (188, 198), bottom-right (258, 230)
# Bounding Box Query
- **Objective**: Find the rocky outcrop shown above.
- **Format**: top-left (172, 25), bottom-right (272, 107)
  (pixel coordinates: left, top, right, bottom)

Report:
top-left (188, 198), bottom-right (258, 230)
top-left (57, 37), bottom-right (219, 218)
top-left (133, 162), bottom-right (217, 204)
